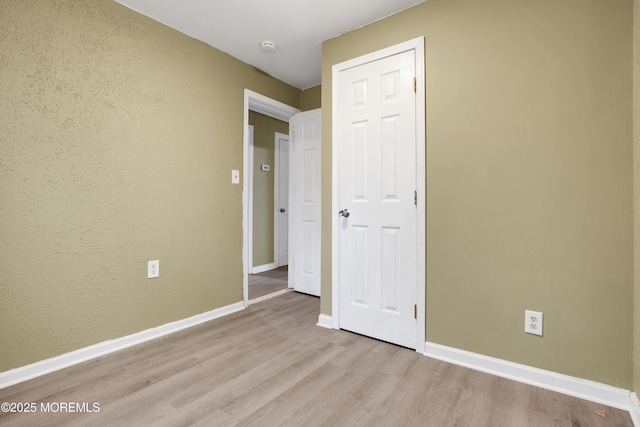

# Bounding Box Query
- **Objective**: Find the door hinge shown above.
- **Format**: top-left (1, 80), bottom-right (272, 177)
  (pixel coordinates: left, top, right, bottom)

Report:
top-left (414, 190), bottom-right (417, 206)
top-left (413, 77), bottom-right (416, 93)
top-left (414, 304), bottom-right (417, 319)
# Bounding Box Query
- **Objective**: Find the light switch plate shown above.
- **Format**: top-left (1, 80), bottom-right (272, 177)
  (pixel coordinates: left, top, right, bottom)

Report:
top-left (231, 170), bottom-right (240, 184)
top-left (261, 164), bottom-right (270, 172)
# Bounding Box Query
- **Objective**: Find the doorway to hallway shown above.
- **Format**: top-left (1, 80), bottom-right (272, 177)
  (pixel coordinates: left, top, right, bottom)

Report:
top-left (248, 266), bottom-right (290, 303)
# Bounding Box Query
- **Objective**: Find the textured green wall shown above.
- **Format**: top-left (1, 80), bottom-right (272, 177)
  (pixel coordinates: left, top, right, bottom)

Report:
top-left (322, 0), bottom-right (633, 388)
top-left (0, 0), bottom-right (299, 372)
top-left (248, 111), bottom-right (288, 268)
top-left (634, 0), bottom-right (640, 394)
top-left (300, 85), bottom-right (321, 111)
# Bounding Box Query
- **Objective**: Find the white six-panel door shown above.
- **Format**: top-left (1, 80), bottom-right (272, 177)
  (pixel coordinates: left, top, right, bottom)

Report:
top-left (290, 109), bottom-right (322, 296)
top-left (275, 134), bottom-right (289, 268)
top-left (337, 50), bottom-right (417, 349)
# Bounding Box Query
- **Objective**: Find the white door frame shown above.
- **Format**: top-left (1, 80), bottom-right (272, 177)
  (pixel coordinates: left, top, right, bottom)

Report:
top-left (247, 124), bottom-right (255, 273)
top-left (273, 132), bottom-right (289, 268)
top-left (331, 37), bottom-right (426, 353)
top-left (243, 90), bottom-right (300, 306)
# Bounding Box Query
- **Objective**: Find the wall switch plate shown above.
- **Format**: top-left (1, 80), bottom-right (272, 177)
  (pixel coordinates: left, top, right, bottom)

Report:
top-left (261, 164), bottom-right (270, 172)
top-left (231, 170), bottom-right (240, 184)
top-left (148, 260), bottom-right (159, 279)
top-left (525, 310), bottom-right (543, 336)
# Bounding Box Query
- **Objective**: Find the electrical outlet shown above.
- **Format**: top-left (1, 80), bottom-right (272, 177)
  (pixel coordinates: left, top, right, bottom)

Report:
top-left (525, 310), bottom-right (543, 336)
top-left (148, 260), bottom-right (159, 279)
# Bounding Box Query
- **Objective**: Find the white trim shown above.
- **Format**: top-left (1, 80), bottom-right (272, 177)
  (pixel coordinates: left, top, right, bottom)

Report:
top-left (251, 262), bottom-right (278, 275)
top-left (414, 38), bottom-right (426, 354)
top-left (248, 93), bottom-right (297, 122)
top-left (331, 37), bottom-right (426, 350)
top-left (243, 90), bottom-right (300, 306)
top-left (287, 119), bottom-right (295, 289)
top-left (316, 314), bottom-right (333, 329)
top-left (0, 301), bottom-right (245, 390)
top-left (424, 341), bottom-right (631, 411)
top-left (273, 132), bottom-right (289, 268)
top-left (630, 392), bottom-right (640, 426)
top-left (331, 59), bottom-right (340, 329)
top-left (247, 124), bottom-right (255, 274)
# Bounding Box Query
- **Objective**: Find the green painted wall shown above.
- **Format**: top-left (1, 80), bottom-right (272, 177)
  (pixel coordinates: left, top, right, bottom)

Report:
top-left (248, 111), bottom-right (288, 268)
top-left (0, 0), bottom-right (300, 372)
top-left (634, 0), bottom-right (640, 394)
top-left (322, 0), bottom-right (633, 388)
top-left (300, 85), bottom-right (321, 111)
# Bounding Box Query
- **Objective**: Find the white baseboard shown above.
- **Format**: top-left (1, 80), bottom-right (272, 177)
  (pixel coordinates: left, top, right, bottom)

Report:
top-left (630, 392), bottom-right (640, 426)
top-left (251, 263), bottom-right (278, 274)
top-left (0, 301), bottom-right (245, 390)
top-left (424, 341), bottom-right (631, 411)
top-left (316, 314), bottom-right (333, 329)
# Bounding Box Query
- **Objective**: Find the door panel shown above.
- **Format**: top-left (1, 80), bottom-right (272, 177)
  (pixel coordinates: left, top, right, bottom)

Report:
top-left (337, 50), bottom-right (417, 348)
top-left (275, 135), bottom-right (289, 267)
top-left (290, 109), bottom-right (322, 296)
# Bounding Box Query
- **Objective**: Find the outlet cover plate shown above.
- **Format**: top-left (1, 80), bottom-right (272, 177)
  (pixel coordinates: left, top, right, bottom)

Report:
top-left (525, 310), bottom-right (543, 336)
top-left (148, 260), bottom-right (159, 279)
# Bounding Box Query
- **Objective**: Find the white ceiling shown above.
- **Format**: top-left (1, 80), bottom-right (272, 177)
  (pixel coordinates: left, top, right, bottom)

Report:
top-left (114, 0), bottom-right (425, 89)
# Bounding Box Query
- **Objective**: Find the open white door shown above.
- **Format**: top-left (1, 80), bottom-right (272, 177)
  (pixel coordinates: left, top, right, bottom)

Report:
top-left (274, 133), bottom-right (289, 268)
top-left (289, 109), bottom-right (322, 296)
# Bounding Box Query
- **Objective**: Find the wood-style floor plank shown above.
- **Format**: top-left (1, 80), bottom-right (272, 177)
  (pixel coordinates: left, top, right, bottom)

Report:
top-left (0, 292), bottom-right (632, 427)
top-left (248, 267), bottom-right (288, 300)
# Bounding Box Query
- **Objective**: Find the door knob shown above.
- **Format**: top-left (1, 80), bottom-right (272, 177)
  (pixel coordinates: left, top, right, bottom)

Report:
top-left (339, 209), bottom-right (350, 218)
top-left (280, 208), bottom-right (286, 213)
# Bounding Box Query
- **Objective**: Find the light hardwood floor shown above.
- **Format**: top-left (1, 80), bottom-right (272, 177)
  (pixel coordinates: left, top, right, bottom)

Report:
top-left (248, 266), bottom-right (288, 300)
top-left (0, 292), bottom-right (632, 426)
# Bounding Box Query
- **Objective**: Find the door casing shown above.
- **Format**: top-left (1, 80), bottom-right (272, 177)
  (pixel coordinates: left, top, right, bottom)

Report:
top-left (331, 37), bottom-right (426, 353)
top-left (274, 132), bottom-right (289, 268)
top-left (247, 124), bottom-right (255, 273)
top-left (243, 90), bottom-right (300, 306)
